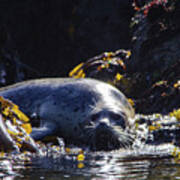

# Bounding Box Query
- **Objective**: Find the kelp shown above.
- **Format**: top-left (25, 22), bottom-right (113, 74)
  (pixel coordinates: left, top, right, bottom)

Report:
top-left (69, 49), bottom-right (131, 81)
top-left (0, 96), bottom-right (86, 169)
top-left (69, 49), bottom-right (135, 95)
top-left (170, 109), bottom-right (180, 121)
top-left (0, 96), bottom-right (38, 153)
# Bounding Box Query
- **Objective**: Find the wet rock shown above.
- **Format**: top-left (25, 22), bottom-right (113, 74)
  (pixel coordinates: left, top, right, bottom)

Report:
top-left (130, 0), bottom-right (180, 79)
top-left (129, 0), bottom-right (180, 113)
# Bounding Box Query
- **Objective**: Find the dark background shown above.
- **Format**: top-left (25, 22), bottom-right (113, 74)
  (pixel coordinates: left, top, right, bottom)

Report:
top-left (0, 0), bottom-right (133, 77)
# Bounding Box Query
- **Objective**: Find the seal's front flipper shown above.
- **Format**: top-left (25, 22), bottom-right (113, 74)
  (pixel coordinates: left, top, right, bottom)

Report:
top-left (30, 125), bottom-right (56, 141)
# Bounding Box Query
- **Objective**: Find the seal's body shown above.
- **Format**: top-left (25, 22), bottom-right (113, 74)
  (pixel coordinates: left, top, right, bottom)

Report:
top-left (0, 78), bottom-right (135, 151)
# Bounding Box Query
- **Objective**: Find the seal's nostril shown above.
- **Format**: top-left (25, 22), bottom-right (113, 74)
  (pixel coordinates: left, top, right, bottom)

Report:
top-left (97, 122), bottom-right (109, 130)
top-left (99, 122), bottom-right (107, 127)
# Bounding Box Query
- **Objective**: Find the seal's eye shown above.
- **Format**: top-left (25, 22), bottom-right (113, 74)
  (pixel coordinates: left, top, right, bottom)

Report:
top-left (110, 113), bottom-right (122, 120)
top-left (110, 112), bottom-right (126, 129)
top-left (91, 113), bottom-right (100, 121)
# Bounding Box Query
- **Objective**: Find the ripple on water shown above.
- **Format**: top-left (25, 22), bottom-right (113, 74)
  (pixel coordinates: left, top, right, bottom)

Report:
top-left (1, 143), bottom-right (180, 179)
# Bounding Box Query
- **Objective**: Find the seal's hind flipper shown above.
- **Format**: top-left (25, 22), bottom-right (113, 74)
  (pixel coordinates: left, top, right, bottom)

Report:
top-left (30, 126), bottom-right (56, 141)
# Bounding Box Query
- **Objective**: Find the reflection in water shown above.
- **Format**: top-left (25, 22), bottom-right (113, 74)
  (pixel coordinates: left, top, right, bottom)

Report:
top-left (1, 145), bottom-right (178, 180)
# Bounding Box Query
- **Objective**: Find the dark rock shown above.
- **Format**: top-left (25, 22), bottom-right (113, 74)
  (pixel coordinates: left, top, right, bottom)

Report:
top-left (129, 0), bottom-right (180, 113)
top-left (130, 0), bottom-right (180, 77)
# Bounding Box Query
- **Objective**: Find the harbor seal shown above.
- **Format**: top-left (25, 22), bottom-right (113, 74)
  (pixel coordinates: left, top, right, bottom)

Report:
top-left (0, 78), bottom-right (135, 151)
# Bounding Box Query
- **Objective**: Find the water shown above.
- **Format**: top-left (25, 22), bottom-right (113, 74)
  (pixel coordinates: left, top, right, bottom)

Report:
top-left (15, 158), bottom-right (180, 180)
top-left (1, 113), bottom-right (180, 180)
top-left (1, 145), bottom-right (180, 180)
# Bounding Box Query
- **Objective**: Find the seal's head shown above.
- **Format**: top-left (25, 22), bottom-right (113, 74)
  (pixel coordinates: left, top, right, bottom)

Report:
top-left (81, 107), bottom-right (134, 151)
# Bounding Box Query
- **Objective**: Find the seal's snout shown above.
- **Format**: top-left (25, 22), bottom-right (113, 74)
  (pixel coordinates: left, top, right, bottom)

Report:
top-left (97, 121), bottom-right (109, 129)
top-left (91, 123), bottom-right (120, 151)
top-left (95, 123), bottom-right (110, 136)
top-left (88, 120), bottom-right (134, 151)
top-left (96, 117), bottom-right (111, 129)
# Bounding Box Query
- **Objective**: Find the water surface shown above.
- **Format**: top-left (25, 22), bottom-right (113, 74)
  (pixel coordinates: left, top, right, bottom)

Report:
top-left (1, 145), bottom-right (180, 180)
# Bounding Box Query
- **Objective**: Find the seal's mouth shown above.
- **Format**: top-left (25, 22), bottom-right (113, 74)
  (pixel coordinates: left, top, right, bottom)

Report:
top-left (85, 123), bottom-right (134, 151)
